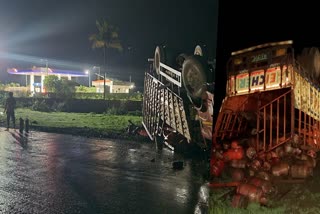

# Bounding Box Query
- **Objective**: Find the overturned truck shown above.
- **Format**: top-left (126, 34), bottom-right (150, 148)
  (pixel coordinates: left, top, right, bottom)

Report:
top-left (142, 45), bottom-right (215, 151)
top-left (213, 40), bottom-right (320, 154)
top-left (210, 40), bottom-right (320, 207)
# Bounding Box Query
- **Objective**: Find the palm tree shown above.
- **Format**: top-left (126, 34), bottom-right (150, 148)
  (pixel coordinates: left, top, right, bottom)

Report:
top-left (89, 19), bottom-right (123, 67)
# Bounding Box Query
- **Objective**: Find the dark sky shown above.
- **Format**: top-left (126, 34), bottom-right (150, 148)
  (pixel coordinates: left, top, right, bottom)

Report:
top-left (218, 1), bottom-right (320, 56)
top-left (0, 0), bottom-right (217, 89)
top-left (1, 0), bottom-right (319, 91)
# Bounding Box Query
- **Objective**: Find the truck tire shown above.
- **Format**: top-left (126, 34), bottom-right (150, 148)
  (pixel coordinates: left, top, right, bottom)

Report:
top-left (194, 45), bottom-right (204, 56)
top-left (154, 46), bottom-right (163, 75)
top-left (194, 45), bottom-right (209, 60)
top-left (176, 53), bottom-right (188, 68)
top-left (182, 55), bottom-right (208, 100)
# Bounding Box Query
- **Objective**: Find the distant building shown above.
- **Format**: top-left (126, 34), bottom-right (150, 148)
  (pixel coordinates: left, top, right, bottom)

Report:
top-left (7, 67), bottom-right (87, 93)
top-left (6, 66), bottom-right (135, 94)
top-left (92, 80), bottom-right (135, 93)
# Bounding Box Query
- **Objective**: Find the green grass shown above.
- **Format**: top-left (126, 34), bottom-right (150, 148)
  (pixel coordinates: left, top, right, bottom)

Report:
top-left (209, 197), bottom-right (286, 214)
top-left (0, 108), bottom-right (142, 136)
top-left (208, 181), bottom-right (320, 214)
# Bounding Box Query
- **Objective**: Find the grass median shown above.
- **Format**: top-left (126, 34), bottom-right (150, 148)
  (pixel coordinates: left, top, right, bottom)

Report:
top-left (0, 108), bottom-right (145, 140)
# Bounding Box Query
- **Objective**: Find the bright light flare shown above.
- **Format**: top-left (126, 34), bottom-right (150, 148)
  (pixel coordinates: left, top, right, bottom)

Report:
top-left (6, 4), bottom-right (88, 47)
top-left (0, 51), bottom-right (88, 70)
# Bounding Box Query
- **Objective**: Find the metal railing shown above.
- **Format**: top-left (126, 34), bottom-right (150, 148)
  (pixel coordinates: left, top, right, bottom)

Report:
top-left (256, 89), bottom-right (293, 152)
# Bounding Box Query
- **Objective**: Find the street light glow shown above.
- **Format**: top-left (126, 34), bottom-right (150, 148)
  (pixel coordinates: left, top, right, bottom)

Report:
top-left (85, 69), bottom-right (91, 87)
top-left (85, 66), bottom-right (100, 87)
top-left (0, 51), bottom-right (88, 69)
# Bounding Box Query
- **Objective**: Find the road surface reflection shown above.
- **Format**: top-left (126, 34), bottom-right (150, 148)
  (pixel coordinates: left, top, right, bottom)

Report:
top-left (0, 129), bottom-right (209, 214)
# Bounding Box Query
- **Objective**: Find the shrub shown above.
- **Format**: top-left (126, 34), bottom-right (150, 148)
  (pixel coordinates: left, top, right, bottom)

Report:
top-left (31, 100), bottom-right (51, 112)
top-left (105, 106), bottom-right (127, 115)
top-left (51, 101), bottom-right (69, 112)
top-left (127, 110), bottom-right (142, 116)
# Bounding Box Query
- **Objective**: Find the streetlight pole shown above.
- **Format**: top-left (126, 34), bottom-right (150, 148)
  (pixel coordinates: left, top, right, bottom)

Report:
top-left (46, 60), bottom-right (48, 76)
top-left (94, 73), bottom-right (106, 98)
top-left (93, 66), bottom-right (100, 80)
top-left (40, 59), bottom-right (49, 75)
top-left (104, 73), bottom-right (106, 99)
top-left (85, 70), bottom-right (91, 87)
top-left (40, 59), bottom-right (48, 93)
top-left (89, 71), bottom-right (91, 87)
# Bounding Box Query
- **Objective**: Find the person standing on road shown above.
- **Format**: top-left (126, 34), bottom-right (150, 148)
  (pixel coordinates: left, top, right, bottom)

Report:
top-left (4, 92), bottom-right (16, 130)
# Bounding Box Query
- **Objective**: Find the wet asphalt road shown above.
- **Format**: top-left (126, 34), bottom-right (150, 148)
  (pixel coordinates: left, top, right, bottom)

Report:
top-left (0, 129), bottom-right (209, 214)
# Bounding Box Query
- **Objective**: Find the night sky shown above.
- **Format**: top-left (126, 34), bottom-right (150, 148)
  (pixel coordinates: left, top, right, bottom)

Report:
top-left (0, 0), bottom-right (217, 90)
top-left (1, 1), bottom-right (319, 92)
top-left (217, 1), bottom-right (320, 62)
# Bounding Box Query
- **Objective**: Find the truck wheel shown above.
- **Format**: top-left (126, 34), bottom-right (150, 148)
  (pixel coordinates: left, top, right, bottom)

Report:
top-left (154, 46), bottom-right (163, 75)
top-left (194, 45), bottom-right (209, 60)
top-left (194, 45), bottom-right (204, 56)
top-left (182, 55), bottom-right (208, 100)
top-left (176, 53), bottom-right (188, 68)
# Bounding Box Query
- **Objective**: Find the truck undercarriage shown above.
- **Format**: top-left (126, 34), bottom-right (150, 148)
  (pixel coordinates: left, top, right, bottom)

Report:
top-left (142, 46), bottom-right (215, 152)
